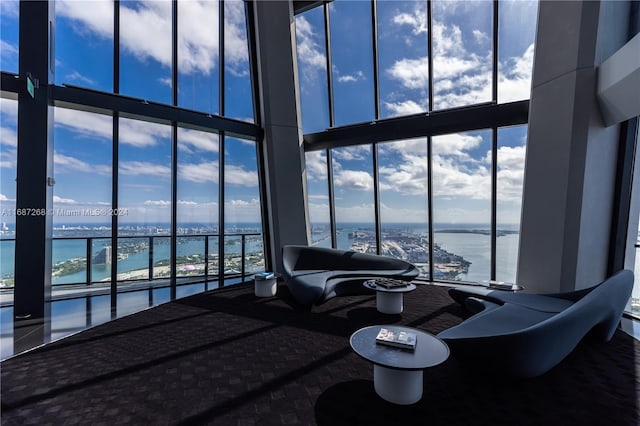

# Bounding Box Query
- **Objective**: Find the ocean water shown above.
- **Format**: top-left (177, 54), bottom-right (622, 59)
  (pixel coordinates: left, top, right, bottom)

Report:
top-left (1, 222), bottom-right (521, 285)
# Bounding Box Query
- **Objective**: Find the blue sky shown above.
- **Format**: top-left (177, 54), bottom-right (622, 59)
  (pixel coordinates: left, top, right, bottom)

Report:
top-left (298, 0), bottom-right (536, 225)
top-left (1, 0), bottom-right (536, 228)
top-left (0, 0), bottom-right (259, 227)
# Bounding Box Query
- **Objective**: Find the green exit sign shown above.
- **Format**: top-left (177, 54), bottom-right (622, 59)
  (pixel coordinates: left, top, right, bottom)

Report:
top-left (26, 74), bottom-right (35, 99)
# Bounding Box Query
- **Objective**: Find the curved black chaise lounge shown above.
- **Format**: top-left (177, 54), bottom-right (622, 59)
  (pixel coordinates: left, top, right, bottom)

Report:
top-left (282, 245), bottom-right (419, 306)
top-left (437, 269), bottom-right (634, 378)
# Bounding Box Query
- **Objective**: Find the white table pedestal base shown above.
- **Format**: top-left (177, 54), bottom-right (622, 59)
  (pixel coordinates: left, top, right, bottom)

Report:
top-left (254, 278), bottom-right (277, 297)
top-left (376, 292), bottom-right (403, 314)
top-left (373, 364), bottom-right (423, 405)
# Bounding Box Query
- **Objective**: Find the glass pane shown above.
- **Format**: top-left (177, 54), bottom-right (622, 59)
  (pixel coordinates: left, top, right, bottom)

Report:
top-left (178, 0), bottom-right (219, 113)
top-left (118, 118), bottom-right (172, 285)
top-left (1, 307), bottom-right (14, 359)
top-left (432, 130), bottom-right (492, 281)
top-left (224, 136), bottom-right (263, 276)
top-left (51, 299), bottom-right (87, 341)
top-left (496, 125), bottom-right (527, 282)
top-left (244, 234), bottom-right (264, 274)
top-left (0, 0), bottom-right (19, 73)
top-left (52, 108), bottom-right (113, 292)
top-left (153, 236), bottom-right (171, 279)
top-left (55, 0), bottom-right (114, 92)
top-left (378, 138), bottom-right (429, 279)
top-left (0, 98), bottom-right (17, 292)
top-left (120, 0), bottom-right (172, 103)
top-left (208, 235), bottom-right (219, 276)
top-left (224, 0), bottom-right (254, 122)
top-left (177, 127), bottom-right (219, 279)
top-left (432, 0), bottom-right (493, 110)
top-left (295, 7), bottom-right (330, 133)
top-left (331, 145), bottom-right (375, 253)
top-left (305, 150), bottom-right (332, 248)
top-left (117, 289), bottom-right (151, 317)
top-left (498, 0), bottom-right (537, 103)
top-left (377, 0), bottom-right (429, 118)
top-left (330, 0), bottom-right (375, 125)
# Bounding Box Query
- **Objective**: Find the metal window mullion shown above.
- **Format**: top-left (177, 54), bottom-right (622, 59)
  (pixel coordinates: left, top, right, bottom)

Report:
top-left (427, 0), bottom-right (433, 112)
top-left (427, 135), bottom-right (434, 281)
top-left (220, 0), bottom-right (225, 117)
top-left (111, 113), bottom-right (119, 318)
top-left (218, 133), bottom-right (225, 287)
top-left (491, 128), bottom-right (498, 280)
top-left (86, 238), bottom-right (92, 285)
top-left (371, 0), bottom-right (380, 120)
top-left (324, 3), bottom-right (334, 128)
top-left (492, 0), bottom-right (498, 103)
top-left (171, 0), bottom-right (178, 296)
top-left (373, 144), bottom-right (381, 255)
top-left (245, 0), bottom-right (262, 126)
top-left (111, 0), bottom-right (120, 319)
top-left (327, 149), bottom-right (337, 249)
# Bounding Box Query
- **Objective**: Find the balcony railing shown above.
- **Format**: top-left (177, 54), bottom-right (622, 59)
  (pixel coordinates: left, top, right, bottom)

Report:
top-left (0, 233), bottom-right (265, 289)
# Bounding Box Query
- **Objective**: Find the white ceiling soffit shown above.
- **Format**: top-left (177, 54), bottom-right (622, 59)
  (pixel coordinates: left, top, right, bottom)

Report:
top-left (597, 32), bottom-right (640, 127)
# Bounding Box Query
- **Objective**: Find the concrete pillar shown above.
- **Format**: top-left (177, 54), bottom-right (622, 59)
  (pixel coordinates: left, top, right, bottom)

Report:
top-left (252, 0), bottom-right (309, 273)
top-left (518, 1), bottom-right (633, 293)
top-left (14, 0), bottom-right (55, 350)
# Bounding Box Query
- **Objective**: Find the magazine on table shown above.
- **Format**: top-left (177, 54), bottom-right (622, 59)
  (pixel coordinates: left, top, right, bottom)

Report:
top-left (375, 327), bottom-right (417, 350)
top-left (373, 278), bottom-right (409, 289)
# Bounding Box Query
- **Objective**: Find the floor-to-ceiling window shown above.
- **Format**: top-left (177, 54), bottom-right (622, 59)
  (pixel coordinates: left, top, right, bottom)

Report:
top-left (297, 0), bottom-right (537, 284)
top-left (1, 0), bottom-right (263, 359)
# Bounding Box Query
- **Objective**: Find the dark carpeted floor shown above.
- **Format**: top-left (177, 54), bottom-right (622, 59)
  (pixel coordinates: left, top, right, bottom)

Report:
top-left (1, 282), bottom-right (638, 425)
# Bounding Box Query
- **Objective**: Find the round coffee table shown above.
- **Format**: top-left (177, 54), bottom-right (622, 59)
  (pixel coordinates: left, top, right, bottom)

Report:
top-left (350, 325), bottom-right (449, 405)
top-left (363, 280), bottom-right (416, 314)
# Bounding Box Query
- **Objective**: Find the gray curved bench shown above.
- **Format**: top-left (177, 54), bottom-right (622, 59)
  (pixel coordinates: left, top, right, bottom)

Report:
top-left (437, 269), bottom-right (633, 378)
top-left (282, 245), bottom-right (419, 306)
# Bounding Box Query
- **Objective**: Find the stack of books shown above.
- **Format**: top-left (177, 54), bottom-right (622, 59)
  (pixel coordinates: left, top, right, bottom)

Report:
top-left (375, 327), bottom-right (417, 350)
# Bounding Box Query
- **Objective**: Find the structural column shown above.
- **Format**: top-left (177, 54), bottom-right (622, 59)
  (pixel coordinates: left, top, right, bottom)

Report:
top-left (13, 1), bottom-right (55, 349)
top-left (518, 0), bottom-right (634, 293)
top-left (252, 0), bottom-right (309, 273)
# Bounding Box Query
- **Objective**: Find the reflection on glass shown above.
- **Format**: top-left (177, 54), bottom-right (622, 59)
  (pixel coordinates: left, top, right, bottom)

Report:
top-left (295, 7), bottom-right (329, 133)
top-left (55, 0), bottom-right (114, 92)
top-left (51, 299), bottom-right (87, 341)
top-left (178, 0), bottom-right (219, 113)
top-left (224, 136), bottom-right (263, 276)
top-left (224, 0), bottom-right (254, 122)
top-left (208, 235), bottom-right (220, 276)
top-left (496, 125), bottom-right (527, 282)
top-left (332, 145), bottom-right (375, 253)
top-left (120, 0), bottom-right (172, 103)
top-left (305, 151), bottom-right (332, 249)
top-left (52, 107), bottom-right (112, 292)
top-left (377, 0), bottom-right (429, 118)
top-left (177, 127), bottom-right (219, 279)
top-left (0, 99), bottom-right (17, 291)
top-left (378, 138), bottom-right (429, 278)
top-left (330, 0), bottom-right (375, 125)
top-left (0, 0), bottom-right (19, 73)
top-left (117, 237), bottom-right (150, 281)
top-left (498, 0), bottom-right (537, 103)
top-left (432, 130), bottom-right (491, 281)
top-left (432, 0), bottom-right (492, 110)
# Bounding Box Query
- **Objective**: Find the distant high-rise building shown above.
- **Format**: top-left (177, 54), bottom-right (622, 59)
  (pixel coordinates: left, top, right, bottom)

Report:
top-left (93, 246), bottom-right (112, 265)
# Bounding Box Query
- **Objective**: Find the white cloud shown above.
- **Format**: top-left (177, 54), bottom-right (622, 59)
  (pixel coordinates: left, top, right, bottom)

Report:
top-left (54, 152), bottom-right (111, 175)
top-left (432, 133), bottom-right (483, 157)
top-left (393, 11), bottom-right (427, 35)
top-left (0, 40), bottom-right (18, 61)
top-left (387, 57), bottom-right (428, 90)
top-left (472, 29), bottom-right (489, 44)
top-left (305, 150), bottom-right (328, 181)
top-left (0, 193), bottom-right (13, 202)
top-left (225, 164), bottom-right (258, 187)
top-left (295, 15), bottom-right (327, 72)
top-left (499, 44), bottom-right (534, 103)
top-left (119, 118), bottom-right (171, 147)
top-left (143, 199), bottom-right (171, 206)
top-left (53, 195), bottom-right (77, 204)
top-left (179, 161), bottom-right (218, 184)
top-left (66, 71), bottom-right (96, 86)
top-left (57, 0), bottom-right (248, 77)
top-left (383, 100), bottom-right (424, 117)
top-left (332, 145), bottom-right (371, 162)
top-left (0, 126), bottom-right (17, 148)
top-left (178, 128), bottom-right (219, 153)
top-left (333, 170), bottom-right (374, 191)
top-left (337, 71), bottom-right (365, 83)
top-left (119, 161), bottom-right (171, 177)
